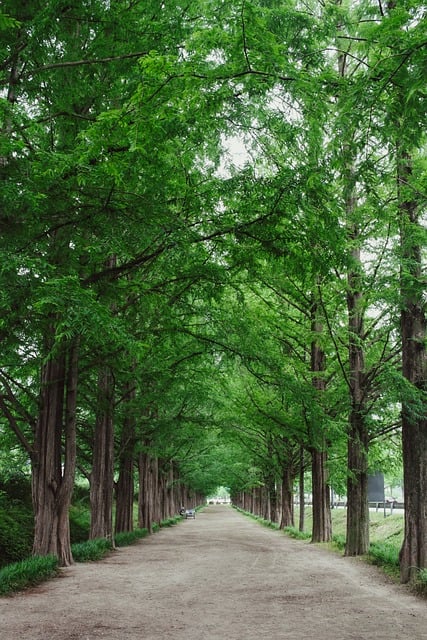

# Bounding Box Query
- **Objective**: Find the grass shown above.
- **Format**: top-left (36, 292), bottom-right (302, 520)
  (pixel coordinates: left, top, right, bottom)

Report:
top-left (0, 512), bottom-right (187, 596)
top-left (0, 555), bottom-right (59, 596)
top-left (71, 537), bottom-right (113, 562)
top-left (415, 569), bottom-right (427, 596)
top-left (235, 505), bottom-right (409, 586)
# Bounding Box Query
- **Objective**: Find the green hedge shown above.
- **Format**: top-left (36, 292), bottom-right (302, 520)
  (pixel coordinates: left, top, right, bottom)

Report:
top-left (0, 555), bottom-right (58, 595)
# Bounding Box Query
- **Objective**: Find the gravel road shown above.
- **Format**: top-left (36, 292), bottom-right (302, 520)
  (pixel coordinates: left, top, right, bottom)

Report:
top-left (1, 504), bottom-right (425, 639)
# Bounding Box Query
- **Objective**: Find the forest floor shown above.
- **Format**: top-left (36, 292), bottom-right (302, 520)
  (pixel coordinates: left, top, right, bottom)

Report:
top-left (1, 505), bottom-right (426, 640)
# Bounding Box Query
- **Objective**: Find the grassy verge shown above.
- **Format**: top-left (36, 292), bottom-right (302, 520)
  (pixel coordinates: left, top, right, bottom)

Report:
top-left (0, 555), bottom-right (59, 596)
top-left (0, 513), bottom-right (185, 596)
top-left (236, 505), bottom-right (427, 595)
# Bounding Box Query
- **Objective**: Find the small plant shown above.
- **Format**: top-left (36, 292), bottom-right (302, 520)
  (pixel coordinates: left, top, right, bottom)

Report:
top-left (283, 526), bottom-right (311, 540)
top-left (0, 555), bottom-right (58, 596)
top-left (71, 537), bottom-right (113, 562)
top-left (160, 516), bottom-right (180, 527)
top-left (115, 528), bottom-right (149, 547)
top-left (332, 534), bottom-right (346, 551)
top-left (414, 569), bottom-right (427, 596)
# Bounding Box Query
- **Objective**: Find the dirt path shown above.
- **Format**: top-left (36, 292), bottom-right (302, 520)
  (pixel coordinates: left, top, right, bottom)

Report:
top-left (1, 505), bottom-right (425, 639)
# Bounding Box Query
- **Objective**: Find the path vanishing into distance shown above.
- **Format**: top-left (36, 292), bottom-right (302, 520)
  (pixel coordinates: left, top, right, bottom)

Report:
top-left (1, 505), bottom-right (426, 640)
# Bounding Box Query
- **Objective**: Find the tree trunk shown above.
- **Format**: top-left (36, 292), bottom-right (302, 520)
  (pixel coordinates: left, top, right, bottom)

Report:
top-left (115, 384), bottom-right (136, 534)
top-left (138, 452), bottom-right (152, 531)
top-left (89, 367), bottom-right (115, 541)
top-left (310, 292), bottom-right (332, 542)
top-left (32, 334), bottom-right (79, 566)
top-left (299, 445), bottom-right (305, 532)
top-left (397, 149), bottom-right (427, 583)
top-left (346, 407), bottom-right (369, 555)
top-left (279, 465), bottom-right (294, 529)
top-left (311, 449), bottom-right (332, 542)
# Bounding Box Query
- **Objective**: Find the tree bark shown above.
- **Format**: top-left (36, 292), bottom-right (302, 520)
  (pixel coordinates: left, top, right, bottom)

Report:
top-left (89, 367), bottom-right (115, 541)
top-left (32, 333), bottom-right (79, 566)
top-left (279, 465), bottom-right (294, 529)
top-left (397, 149), bottom-right (427, 583)
top-left (299, 445), bottom-right (305, 532)
top-left (115, 384), bottom-right (136, 534)
top-left (311, 449), bottom-right (332, 542)
top-left (310, 293), bottom-right (332, 542)
top-left (346, 406), bottom-right (369, 555)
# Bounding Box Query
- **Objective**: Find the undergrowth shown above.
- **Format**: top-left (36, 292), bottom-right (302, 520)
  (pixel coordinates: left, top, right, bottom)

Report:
top-left (0, 555), bottom-right (58, 596)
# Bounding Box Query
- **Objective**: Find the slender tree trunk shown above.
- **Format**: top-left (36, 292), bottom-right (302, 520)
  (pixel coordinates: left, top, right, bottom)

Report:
top-left (138, 451), bottom-right (153, 532)
top-left (346, 407), bottom-right (369, 555)
top-left (311, 449), bottom-right (332, 542)
top-left (344, 167), bottom-right (369, 556)
top-left (115, 384), bottom-right (136, 534)
top-left (335, 36), bottom-right (370, 558)
top-left (299, 445), bottom-right (305, 532)
top-left (397, 149), bottom-right (427, 583)
top-left (90, 367), bottom-right (115, 541)
top-left (279, 465), bottom-right (294, 529)
top-left (32, 333), bottom-right (79, 566)
top-left (310, 294), bottom-right (332, 542)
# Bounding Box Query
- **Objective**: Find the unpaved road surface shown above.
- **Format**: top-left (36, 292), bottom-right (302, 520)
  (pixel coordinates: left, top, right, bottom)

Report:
top-left (1, 505), bottom-right (426, 639)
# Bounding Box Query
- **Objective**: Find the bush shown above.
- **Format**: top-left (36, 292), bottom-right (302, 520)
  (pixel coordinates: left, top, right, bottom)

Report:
top-left (0, 493), bottom-right (33, 567)
top-left (283, 526), bottom-right (311, 540)
top-left (115, 528), bottom-right (149, 547)
top-left (332, 534), bottom-right (346, 551)
top-left (0, 555), bottom-right (58, 596)
top-left (368, 541), bottom-right (400, 577)
top-left (160, 516), bottom-right (181, 528)
top-left (415, 569), bottom-right (427, 596)
top-left (71, 537), bottom-right (113, 562)
top-left (69, 504), bottom-right (90, 543)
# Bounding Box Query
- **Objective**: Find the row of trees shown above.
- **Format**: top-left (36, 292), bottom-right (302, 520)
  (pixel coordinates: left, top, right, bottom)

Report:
top-left (0, 1), bottom-right (425, 583)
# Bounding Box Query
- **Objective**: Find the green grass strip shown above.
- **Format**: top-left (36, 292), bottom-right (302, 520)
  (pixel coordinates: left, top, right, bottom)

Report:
top-left (0, 555), bottom-right (59, 596)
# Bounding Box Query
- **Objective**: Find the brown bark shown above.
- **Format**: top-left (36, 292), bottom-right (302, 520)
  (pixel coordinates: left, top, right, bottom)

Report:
top-left (279, 465), bottom-right (294, 529)
top-left (310, 295), bottom-right (332, 543)
top-left (89, 367), bottom-right (115, 541)
top-left (32, 334), bottom-right (79, 566)
top-left (298, 446), bottom-right (305, 532)
top-left (115, 385), bottom-right (136, 534)
top-left (311, 449), bottom-right (332, 543)
top-left (138, 452), bottom-right (160, 532)
top-left (398, 151), bottom-right (427, 583)
top-left (346, 408), bottom-right (369, 556)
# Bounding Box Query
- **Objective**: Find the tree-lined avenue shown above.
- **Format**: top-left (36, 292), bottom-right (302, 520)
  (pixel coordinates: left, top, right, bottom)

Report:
top-left (1, 506), bottom-right (426, 640)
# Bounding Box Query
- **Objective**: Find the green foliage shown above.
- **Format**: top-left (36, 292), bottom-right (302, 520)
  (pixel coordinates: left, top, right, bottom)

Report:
top-left (283, 527), bottom-right (311, 541)
top-left (415, 569), bottom-right (427, 596)
top-left (368, 542), bottom-right (400, 576)
top-left (0, 498), bottom-right (33, 567)
top-left (0, 555), bottom-right (58, 596)
top-left (0, 478), bottom-right (33, 567)
top-left (114, 528), bottom-right (149, 547)
top-left (160, 516), bottom-right (182, 528)
top-left (69, 505), bottom-right (91, 544)
top-left (71, 538), bottom-right (113, 563)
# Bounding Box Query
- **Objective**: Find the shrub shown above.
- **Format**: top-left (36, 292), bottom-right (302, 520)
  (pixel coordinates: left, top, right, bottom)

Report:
top-left (332, 534), bottom-right (346, 551)
top-left (71, 538), bottom-right (113, 562)
top-left (415, 569), bottom-right (427, 596)
top-left (115, 528), bottom-right (149, 547)
top-left (160, 516), bottom-right (181, 528)
top-left (283, 526), bottom-right (311, 540)
top-left (0, 493), bottom-right (33, 567)
top-left (69, 505), bottom-right (90, 543)
top-left (0, 555), bottom-right (58, 596)
top-left (368, 541), bottom-right (400, 576)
